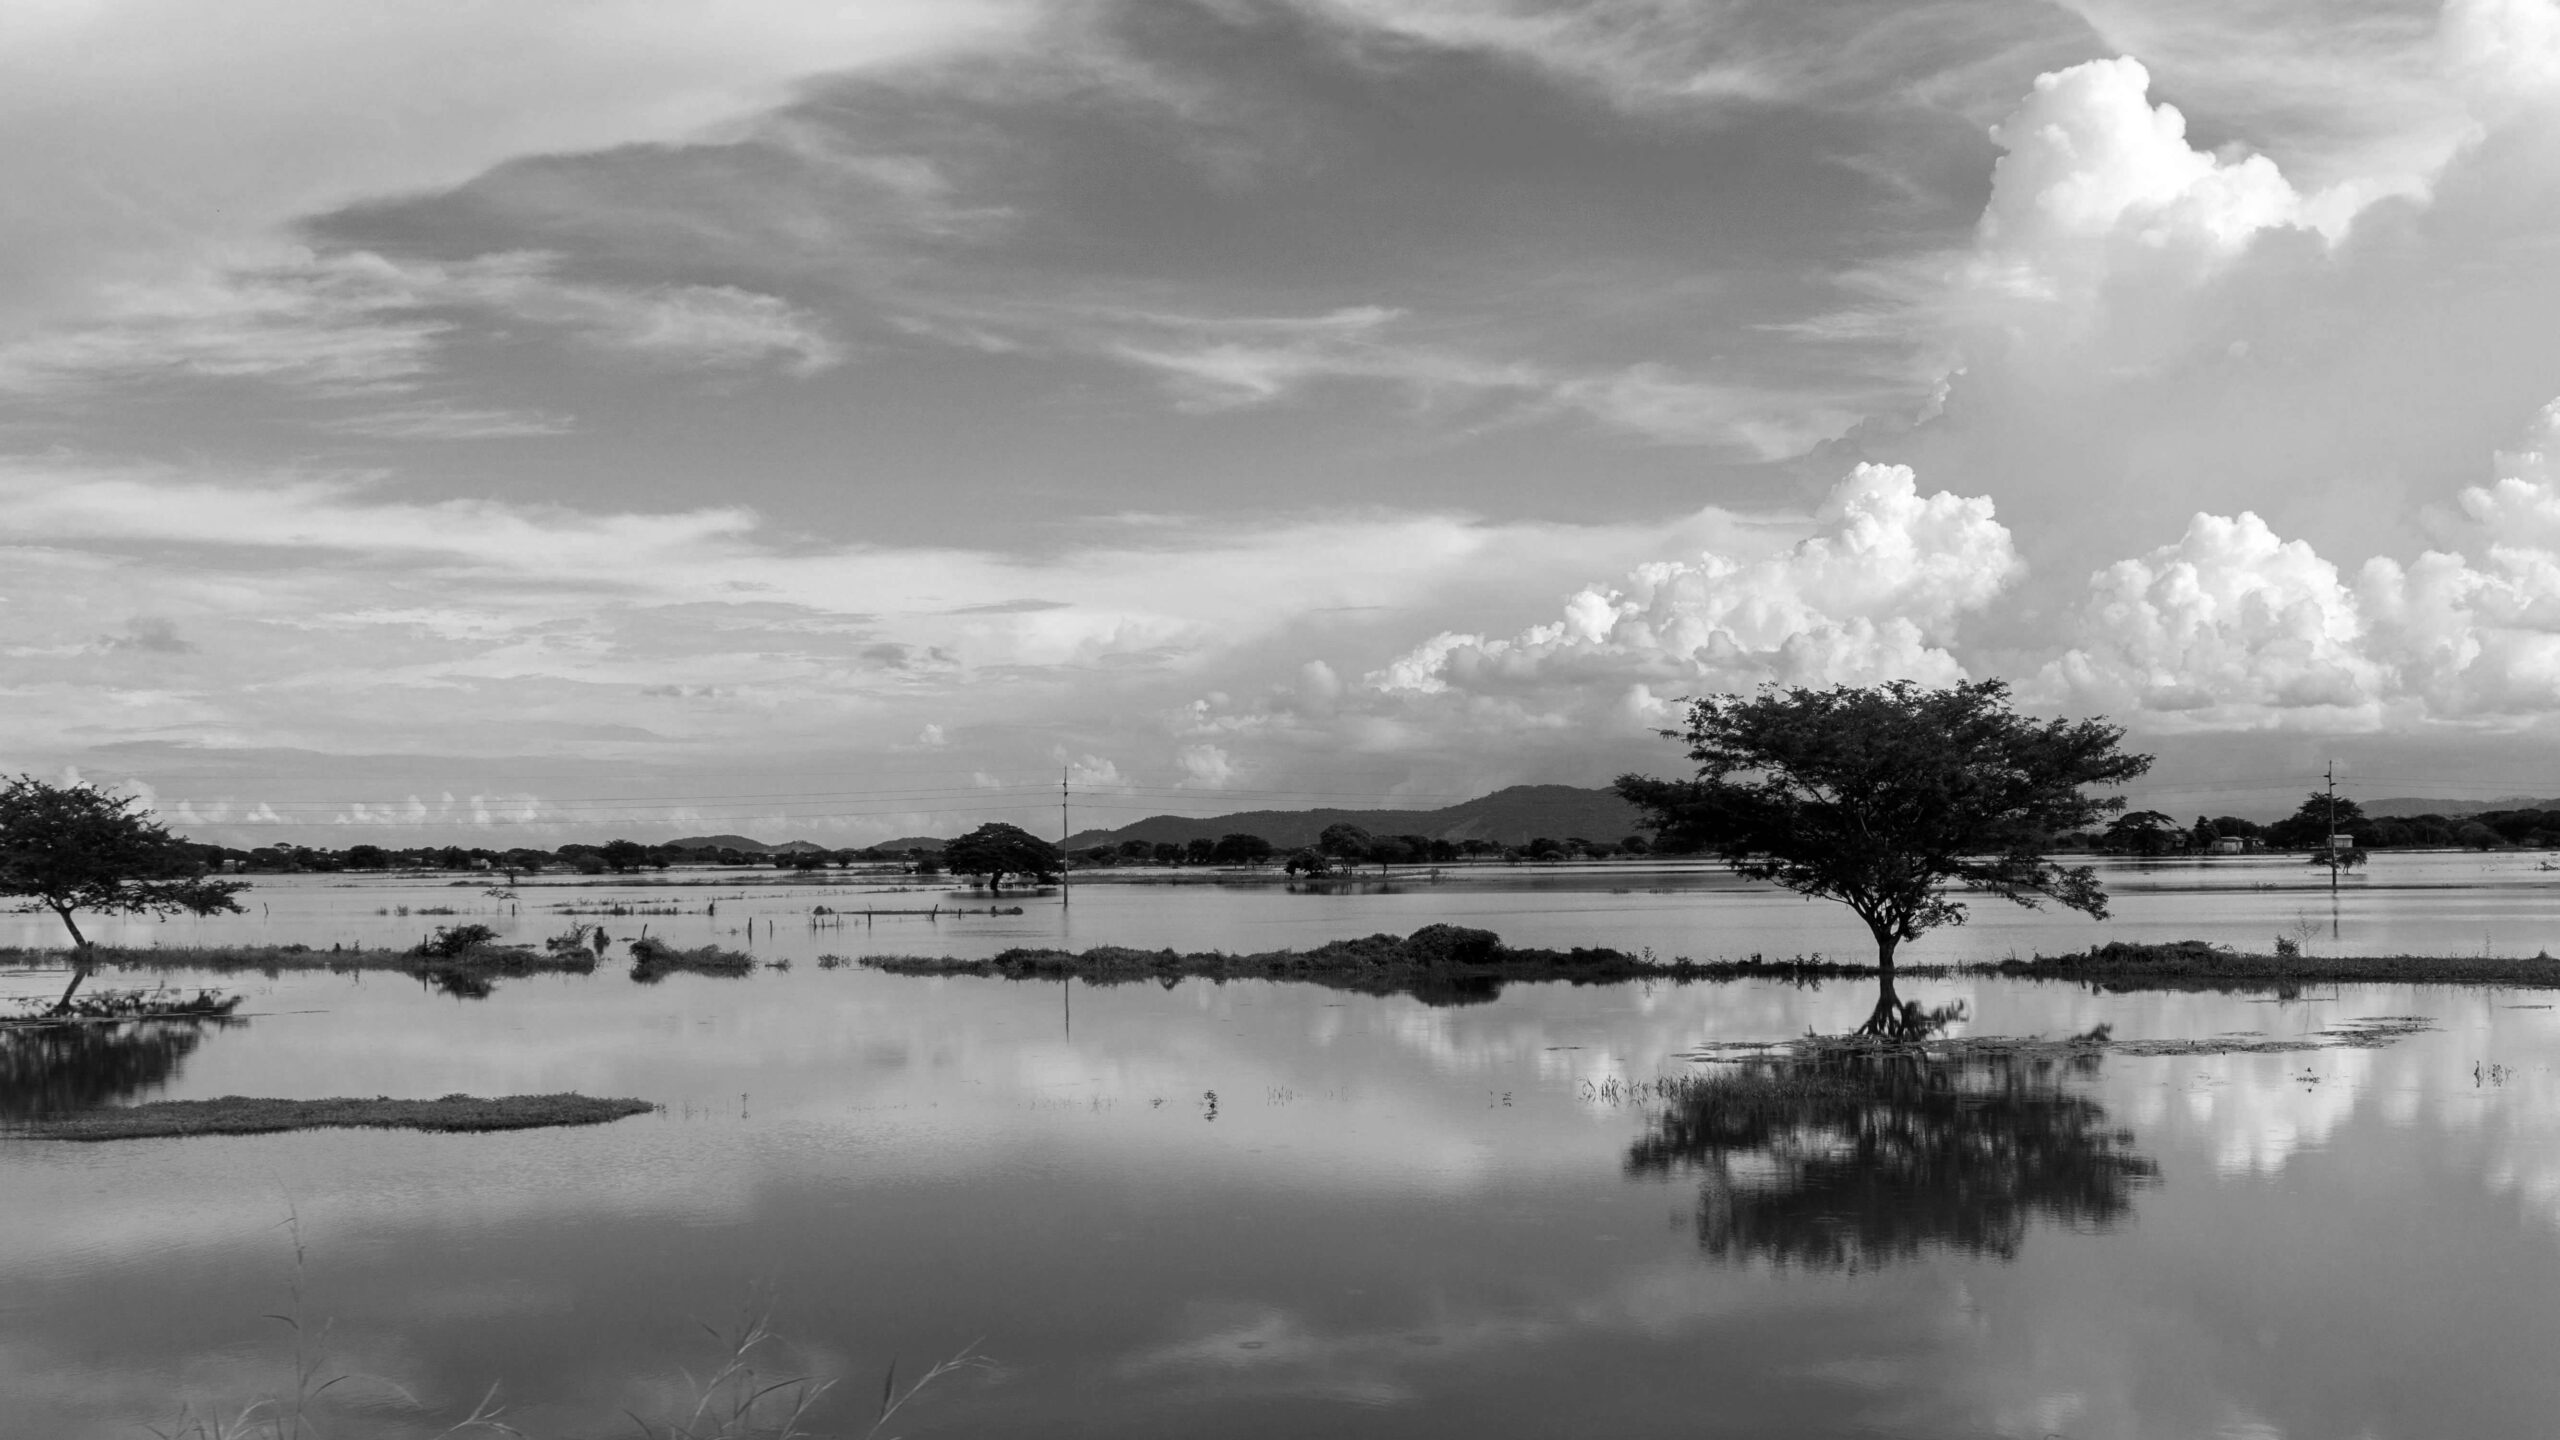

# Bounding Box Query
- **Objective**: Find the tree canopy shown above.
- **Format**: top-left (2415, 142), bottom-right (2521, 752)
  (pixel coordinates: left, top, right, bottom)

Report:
top-left (2102, 809), bottom-right (2185, 855)
top-left (2264, 791), bottom-right (2368, 849)
top-left (1615, 680), bottom-right (2150, 1035)
top-left (1, 775), bottom-right (248, 1012)
top-left (942, 822), bottom-right (1059, 891)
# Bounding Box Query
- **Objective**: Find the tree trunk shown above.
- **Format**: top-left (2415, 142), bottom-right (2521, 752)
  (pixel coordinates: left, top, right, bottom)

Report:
top-left (47, 904), bottom-right (93, 1016)
top-left (1854, 931), bottom-right (1908, 1039)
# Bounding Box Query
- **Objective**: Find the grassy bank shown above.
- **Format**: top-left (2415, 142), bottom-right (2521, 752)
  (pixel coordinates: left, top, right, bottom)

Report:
top-left (14, 1092), bottom-right (654, 1141)
top-left (1991, 940), bottom-right (2560, 989)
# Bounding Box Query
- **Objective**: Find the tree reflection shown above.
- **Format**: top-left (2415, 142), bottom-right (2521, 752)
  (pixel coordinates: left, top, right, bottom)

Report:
top-left (0, 1015), bottom-right (240, 1121)
top-left (1626, 1049), bottom-right (2155, 1268)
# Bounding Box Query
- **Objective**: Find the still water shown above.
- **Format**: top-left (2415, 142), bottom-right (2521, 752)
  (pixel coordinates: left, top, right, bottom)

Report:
top-left (3, 861), bottom-right (2558, 1438)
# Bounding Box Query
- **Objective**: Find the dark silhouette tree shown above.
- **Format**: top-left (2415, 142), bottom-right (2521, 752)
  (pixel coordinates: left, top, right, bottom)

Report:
top-left (1615, 680), bottom-right (2150, 1037)
top-left (2103, 809), bottom-right (2185, 855)
top-left (1, 776), bottom-right (246, 1013)
top-left (1626, 1049), bottom-right (2156, 1268)
top-left (943, 822), bottom-right (1059, 891)
top-left (1210, 833), bottom-right (1274, 867)
top-left (2264, 791), bottom-right (2370, 849)
top-left (1317, 823), bottom-right (1375, 872)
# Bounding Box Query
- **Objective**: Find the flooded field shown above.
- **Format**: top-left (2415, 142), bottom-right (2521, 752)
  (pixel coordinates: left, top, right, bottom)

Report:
top-left (3, 858), bottom-right (2558, 1437)
top-left (12, 850), bottom-right (2560, 964)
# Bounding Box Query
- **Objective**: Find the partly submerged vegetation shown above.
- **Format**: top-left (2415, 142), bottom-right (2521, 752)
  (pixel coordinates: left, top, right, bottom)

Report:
top-left (10, 929), bottom-right (2559, 1023)
top-left (15, 1092), bottom-right (654, 1141)
top-left (628, 935), bottom-right (758, 981)
top-left (859, 924), bottom-right (1894, 1005)
top-left (1997, 939), bottom-right (2560, 990)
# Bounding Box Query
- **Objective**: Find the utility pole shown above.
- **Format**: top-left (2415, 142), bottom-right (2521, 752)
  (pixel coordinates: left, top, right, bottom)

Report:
top-left (2326, 758), bottom-right (2340, 912)
top-left (1061, 766), bottom-right (1071, 910)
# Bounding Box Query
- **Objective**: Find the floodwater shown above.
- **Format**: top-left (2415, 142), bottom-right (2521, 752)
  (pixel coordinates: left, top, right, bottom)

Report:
top-left (2, 860), bottom-right (2557, 1438)
top-left (12, 850), bottom-right (2560, 962)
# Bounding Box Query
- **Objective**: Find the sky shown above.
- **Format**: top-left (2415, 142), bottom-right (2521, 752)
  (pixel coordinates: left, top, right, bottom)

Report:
top-left (12, 0), bottom-right (2560, 845)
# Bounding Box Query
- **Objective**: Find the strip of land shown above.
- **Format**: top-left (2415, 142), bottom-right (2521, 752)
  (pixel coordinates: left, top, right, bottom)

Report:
top-left (859, 925), bottom-right (1886, 1003)
top-left (14, 934), bottom-right (2560, 998)
top-left (0, 943), bottom-right (598, 981)
top-left (1990, 940), bottom-right (2560, 989)
top-left (14, 1092), bottom-right (655, 1141)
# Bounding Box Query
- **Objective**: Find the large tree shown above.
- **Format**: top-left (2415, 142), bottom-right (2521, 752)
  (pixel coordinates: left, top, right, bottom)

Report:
top-left (1615, 680), bottom-right (2151, 1037)
top-left (943, 822), bottom-right (1059, 892)
top-left (1316, 822), bottom-right (1375, 871)
top-left (0, 776), bottom-right (247, 1013)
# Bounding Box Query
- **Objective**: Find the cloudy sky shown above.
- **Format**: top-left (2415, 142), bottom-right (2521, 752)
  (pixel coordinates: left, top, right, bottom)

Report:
top-left (12, 0), bottom-right (2560, 845)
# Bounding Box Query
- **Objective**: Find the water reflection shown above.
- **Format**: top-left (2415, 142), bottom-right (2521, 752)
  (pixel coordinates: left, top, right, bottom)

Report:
top-left (1626, 1049), bottom-right (2156, 1268)
top-left (0, 1014), bottom-right (242, 1120)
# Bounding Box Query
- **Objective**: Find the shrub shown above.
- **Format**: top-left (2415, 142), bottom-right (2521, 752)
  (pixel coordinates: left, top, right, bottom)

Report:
top-left (413, 923), bottom-right (498, 958)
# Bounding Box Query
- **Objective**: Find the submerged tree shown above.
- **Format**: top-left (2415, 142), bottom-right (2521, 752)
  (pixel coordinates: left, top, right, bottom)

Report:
top-left (1615, 680), bottom-right (2150, 1036)
top-left (943, 822), bottom-right (1059, 892)
top-left (0, 776), bottom-right (246, 1014)
top-left (1626, 1049), bottom-right (2156, 1268)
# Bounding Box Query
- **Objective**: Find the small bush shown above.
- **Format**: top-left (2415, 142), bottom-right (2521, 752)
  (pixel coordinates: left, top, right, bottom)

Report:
top-left (1400, 924), bottom-right (1505, 967)
top-left (629, 937), bottom-right (756, 982)
top-left (413, 923), bottom-right (499, 959)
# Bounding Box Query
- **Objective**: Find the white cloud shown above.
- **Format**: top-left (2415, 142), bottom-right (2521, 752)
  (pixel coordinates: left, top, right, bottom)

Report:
top-left (1175, 743), bottom-right (1237, 789)
top-left (1064, 754), bottom-right (1126, 789)
top-left (1942, 54), bottom-right (2345, 357)
top-left (2038, 510), bottom-right (2385, 723)
top-left (2042, 398), bottom-right (2560, 727)
top-left (1368, 462), bottom-right (2019, 702)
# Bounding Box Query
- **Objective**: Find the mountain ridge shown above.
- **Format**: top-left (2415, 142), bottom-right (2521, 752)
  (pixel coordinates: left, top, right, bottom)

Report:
top-left (1062, 783), bottom-right (1644, 851)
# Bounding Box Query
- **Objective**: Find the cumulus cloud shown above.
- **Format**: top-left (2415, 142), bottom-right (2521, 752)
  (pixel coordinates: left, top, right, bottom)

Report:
top-left (1175, 743), bottom-right (1237, 789)
top-left (1368, 463), bottom-right (2020, 706)
top-left (1928, 54), bottom-right (2354, 363)
top-left (2043, 398), bottom-right (2560, 726)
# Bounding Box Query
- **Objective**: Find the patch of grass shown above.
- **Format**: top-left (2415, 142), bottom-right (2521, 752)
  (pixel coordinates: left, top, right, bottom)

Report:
top-left (16, 1092), bottom-right (654, 1141)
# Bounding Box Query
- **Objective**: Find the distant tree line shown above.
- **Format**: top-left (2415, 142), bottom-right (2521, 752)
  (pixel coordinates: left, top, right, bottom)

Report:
top-left (1066, 824), bottom-right (1661, 875)
top-left (2076, 793), bottom-right (2560, 855)
top-left (171, 839), bottom-right (954, 877)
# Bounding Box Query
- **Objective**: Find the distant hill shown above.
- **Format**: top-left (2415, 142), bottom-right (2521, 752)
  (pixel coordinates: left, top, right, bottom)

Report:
top-left (2361, 796), bottom-right (2560, 819)
top-left (870, 835), bottom-right (947, 853)
top-left (1064, 784), bottom-right (1645, 852)
top-left (664, 834), bottom-right (828, 853)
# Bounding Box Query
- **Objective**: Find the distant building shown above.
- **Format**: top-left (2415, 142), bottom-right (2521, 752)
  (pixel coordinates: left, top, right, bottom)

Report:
top-left (2208, 837), bottom-right (2246, 855)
